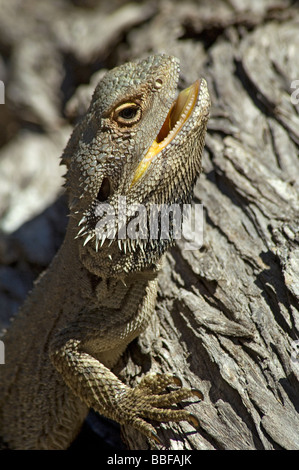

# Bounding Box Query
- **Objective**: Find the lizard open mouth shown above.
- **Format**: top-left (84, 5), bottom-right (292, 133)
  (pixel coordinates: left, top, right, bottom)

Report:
top-left (131, 79), bottom-right (201, 186)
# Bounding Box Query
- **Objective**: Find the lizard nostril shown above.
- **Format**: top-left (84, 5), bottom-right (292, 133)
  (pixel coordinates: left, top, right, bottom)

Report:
top-left (97, 177), bottom-right (111, 202)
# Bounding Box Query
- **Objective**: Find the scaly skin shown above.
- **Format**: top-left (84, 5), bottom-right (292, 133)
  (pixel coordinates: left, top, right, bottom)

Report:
top-left (0, 54), bottom-right (210, 449)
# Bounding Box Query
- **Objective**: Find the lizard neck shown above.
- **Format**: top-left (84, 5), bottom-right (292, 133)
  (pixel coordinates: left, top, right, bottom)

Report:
top-left (65, 217), bottom-right (164, 281)
top-left (64, 218), bottom-right (163, 283)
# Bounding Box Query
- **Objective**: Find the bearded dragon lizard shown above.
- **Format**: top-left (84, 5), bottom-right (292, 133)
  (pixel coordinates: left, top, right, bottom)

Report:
top-left (0, 54), bottom-right (210, 449)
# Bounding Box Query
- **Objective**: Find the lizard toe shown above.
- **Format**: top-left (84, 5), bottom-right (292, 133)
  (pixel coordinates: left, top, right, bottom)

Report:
top-left (137, 372), bottom-right (184, 395)
top-left (147, 388), bottom-right (200, 407)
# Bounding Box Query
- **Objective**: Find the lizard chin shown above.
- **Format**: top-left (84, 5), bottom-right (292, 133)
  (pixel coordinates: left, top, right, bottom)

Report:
top-left (130, 79), bottom-right (201, 186)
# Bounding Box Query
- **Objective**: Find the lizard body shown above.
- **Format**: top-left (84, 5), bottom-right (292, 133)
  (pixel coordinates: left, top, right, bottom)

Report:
top-left (0, 54), bottom-right (210, 449)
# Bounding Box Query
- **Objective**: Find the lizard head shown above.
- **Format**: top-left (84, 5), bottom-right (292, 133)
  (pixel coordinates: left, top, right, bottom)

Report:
top-left (63, 54), bottom-right (210, 277)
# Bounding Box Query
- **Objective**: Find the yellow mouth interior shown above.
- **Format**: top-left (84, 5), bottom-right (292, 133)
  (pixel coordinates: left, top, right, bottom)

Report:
top-left (131, 79), bottom-right (200, 186)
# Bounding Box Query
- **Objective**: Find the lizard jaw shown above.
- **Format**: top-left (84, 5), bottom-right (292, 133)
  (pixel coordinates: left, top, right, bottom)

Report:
top-left (130, 79), bottom-right (201, 186)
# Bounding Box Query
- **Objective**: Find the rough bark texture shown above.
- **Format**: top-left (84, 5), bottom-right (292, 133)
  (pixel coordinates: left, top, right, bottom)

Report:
top-left (0, 0), bottom-right (298, 450)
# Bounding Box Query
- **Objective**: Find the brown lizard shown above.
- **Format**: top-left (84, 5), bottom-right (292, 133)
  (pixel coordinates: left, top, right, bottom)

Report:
top-left (0, 54), bottom-right (210, 449)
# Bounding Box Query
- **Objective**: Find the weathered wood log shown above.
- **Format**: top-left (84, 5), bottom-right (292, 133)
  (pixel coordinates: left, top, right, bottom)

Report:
top-left (0, 0), bottom-right (298, 450)
top-left (116, 0), bottom-right (299, 450)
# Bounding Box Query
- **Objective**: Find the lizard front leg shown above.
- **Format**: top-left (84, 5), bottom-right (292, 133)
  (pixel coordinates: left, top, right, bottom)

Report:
top-left (49, 320), bottom-right (202, 443)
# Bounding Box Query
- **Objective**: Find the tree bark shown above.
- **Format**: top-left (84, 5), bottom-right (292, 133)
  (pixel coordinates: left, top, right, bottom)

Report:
top-left (0, 0), bottom-right (298, 451)
top-left (115, 0), bottom-right (299, 450)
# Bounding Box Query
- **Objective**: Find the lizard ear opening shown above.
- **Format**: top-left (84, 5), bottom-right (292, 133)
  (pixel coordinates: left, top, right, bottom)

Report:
top-left (97, 177), bottom-right (111, 202)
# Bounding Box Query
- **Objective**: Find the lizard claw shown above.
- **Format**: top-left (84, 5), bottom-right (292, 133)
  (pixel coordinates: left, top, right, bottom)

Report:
top-left (187, 413), bottom-right (200, 429)
top-left (191, 388), bottom-right (204, 400)
top-left (149, 430), bottom-right (163, 446)
top-left (173, 375), bottom-right (183, 387)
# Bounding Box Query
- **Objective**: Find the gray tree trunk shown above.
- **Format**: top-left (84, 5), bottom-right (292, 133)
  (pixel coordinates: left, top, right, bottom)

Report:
top-left (0, 0), bottom-right (298, 451)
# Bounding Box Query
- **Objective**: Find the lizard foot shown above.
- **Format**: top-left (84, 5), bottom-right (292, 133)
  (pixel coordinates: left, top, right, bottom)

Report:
top-left (115, 373), bottom-right (202, 441)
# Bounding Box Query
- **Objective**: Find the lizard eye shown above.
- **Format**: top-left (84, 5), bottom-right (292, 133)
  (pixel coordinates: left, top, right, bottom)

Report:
top-left (113, 103), bottom-right (141, 125)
